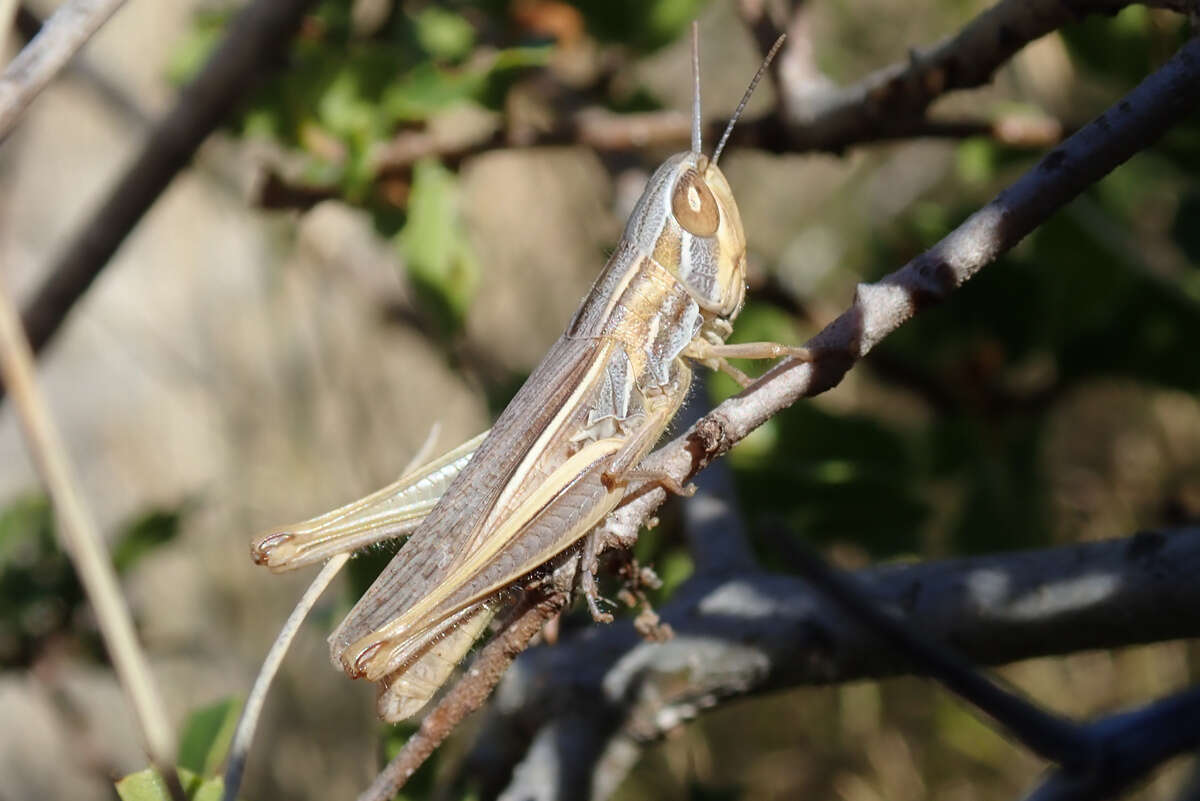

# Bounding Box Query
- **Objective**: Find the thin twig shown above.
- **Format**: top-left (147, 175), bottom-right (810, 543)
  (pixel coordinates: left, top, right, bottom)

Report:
top-left (369, 108), bottom-right (695, 176)
top-left (0, 281), bottom-right (181, 797)
top-left (746, 0), bottom-right (1190, 153)
top-left (224, 423), bottom-right (444, 801)
top-left (780, 535), bottom-right (1096, 767)
top-left (221, 553), bottom-right (349, 801)
top-left (350, 108), bottom-right (1057, 197)
top-left (1024, 686), bottom-right (1200, 800)
top-left (356, 589), bottom-right (570, 801)
top-left (11, 4), bottom-right (152, 127)
top-left (0, 0), bottom-right (127, 143)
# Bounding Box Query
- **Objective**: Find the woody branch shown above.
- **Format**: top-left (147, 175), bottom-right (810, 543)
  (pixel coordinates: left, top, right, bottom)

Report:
top-left (733, 0), bottom-right (1190, 154)
top-left (475, 526), bottom-right (1200, 801)
top-left (370, 0), bottom-right (1184, 176)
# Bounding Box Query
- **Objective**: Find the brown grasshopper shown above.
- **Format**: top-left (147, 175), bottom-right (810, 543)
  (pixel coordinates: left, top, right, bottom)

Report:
top-left (251, 30), bottom-right (806, 722)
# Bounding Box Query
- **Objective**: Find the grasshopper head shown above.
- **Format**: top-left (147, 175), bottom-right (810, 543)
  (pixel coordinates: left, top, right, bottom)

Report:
top-left (621, 25), bottom-right (785, 326)
top-left (625, 152), bottom-right (748, 322)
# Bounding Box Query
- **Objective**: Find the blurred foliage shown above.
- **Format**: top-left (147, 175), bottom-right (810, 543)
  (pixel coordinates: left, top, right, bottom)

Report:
top-left (566, 0), bottom-right (708, 49)
top-left (176, 1), bottom-right (706, 331)
top-left (116, 696), bottom-right (243, 800)
top-left (0, 495), bottom-right (186, 667)
top-left (115, 768), bottom-right (227, 801)
top-left (400, 158), bottom-right (481, 331)
top-left (1059, 5), bottom-right (1185, 89)
top-left (178, 696), bottom-right (243, 776)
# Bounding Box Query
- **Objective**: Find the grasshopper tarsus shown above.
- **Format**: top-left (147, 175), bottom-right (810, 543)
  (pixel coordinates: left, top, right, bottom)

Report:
top-left (580, 547), bottom-right (616, 624)
top-left (587, 600), bottom-right (615, 625)
top-left (717, 358), bottom-right (755, 388)
top-left (617, 469), bottom-right (696, 498)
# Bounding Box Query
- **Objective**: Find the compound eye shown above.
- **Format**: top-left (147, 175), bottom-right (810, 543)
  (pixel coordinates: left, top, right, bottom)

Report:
top-left (670, 169), bottom-right (719, 236)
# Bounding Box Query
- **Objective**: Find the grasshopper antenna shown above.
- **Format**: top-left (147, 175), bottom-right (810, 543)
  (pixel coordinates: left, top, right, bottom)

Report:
top-left (711, 33), bottom-right (786, 166)
top-left (690, 21), bottom-right (702, 154)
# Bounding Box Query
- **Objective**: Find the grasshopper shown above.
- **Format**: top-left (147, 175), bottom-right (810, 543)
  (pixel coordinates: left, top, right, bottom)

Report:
top-left (251, 29), bottom-right (807, 722)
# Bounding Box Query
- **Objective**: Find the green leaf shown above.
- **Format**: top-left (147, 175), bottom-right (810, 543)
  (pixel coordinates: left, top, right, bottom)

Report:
top-left (381, 62), bottom-right (482, 122)
top-left (317, 66), bottom-right (380, 140)
top-left (955, 139), bottom-right (995, 187)
top-left (115, 768), bottom-right (226, 801)
top-left (573, 0), bottom-right (710, 50)
top-left (380, 45), bottom-right (549, 122)
top-left (397, 158), bottom-right (480, 331)
top-left (112, 507), bottom-right (186, 574)
top-left (414, 8), bottom-right (475, 61)
top-left (0, 494), bottom-right (87, 667)
top-left (1060, 5), bottom-right (1186, 89)
top-left (0, 494), bottom-right (52, 564)
top-left (178, 696), bottom-right (242, 776)
top-left (656, 549), bottom-right (694, 598)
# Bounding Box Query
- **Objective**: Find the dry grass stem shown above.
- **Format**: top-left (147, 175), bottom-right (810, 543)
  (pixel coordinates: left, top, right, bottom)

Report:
top-left (0, 275), bottom-right (180, 796)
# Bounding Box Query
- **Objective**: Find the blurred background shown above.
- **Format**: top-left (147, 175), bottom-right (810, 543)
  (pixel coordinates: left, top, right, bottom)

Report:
top-left (1, 1), bottom-right (1198, 799)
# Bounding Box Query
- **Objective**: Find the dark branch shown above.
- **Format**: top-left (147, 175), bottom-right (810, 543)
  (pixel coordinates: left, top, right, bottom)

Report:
top-left (675, 395), bottom-right (758, 577)
top-left (789, 536), bottom-right (1200, 799)
top-left (738, 0), bottom-right (1189, 154)
top-left (1024, 686), bottom-right (1200, 800)
top-left (474, 527), bottom-right (1200, 801)
top-left (3, 0), bottom-right (319, 400)
top-left (780, 535), bottom-right (1097, 768)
